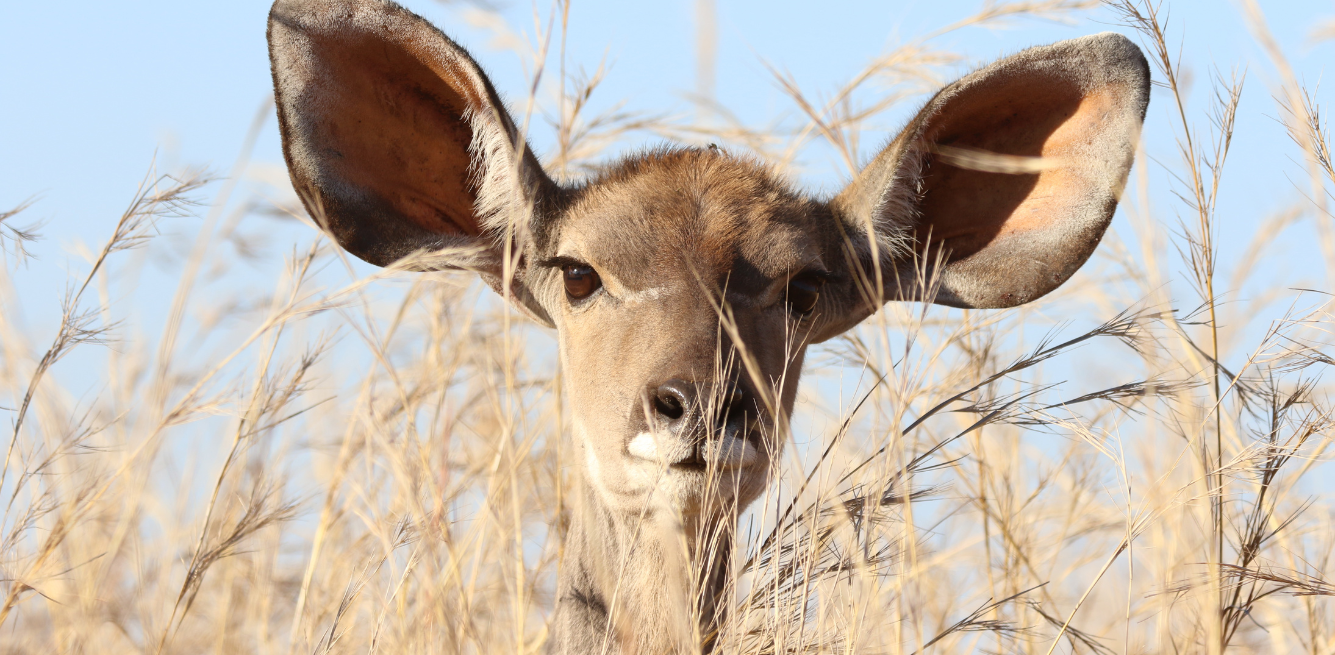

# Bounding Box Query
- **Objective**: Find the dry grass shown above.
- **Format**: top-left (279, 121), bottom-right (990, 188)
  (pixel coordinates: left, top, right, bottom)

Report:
top-left (3, 0), bottom-right (1335, 653)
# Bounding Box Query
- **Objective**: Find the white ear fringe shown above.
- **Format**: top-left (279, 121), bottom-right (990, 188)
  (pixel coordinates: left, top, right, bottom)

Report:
top-left (466, 105), bottom-right (534, 241)
top-left (867, 142), bottom-right (921, 264)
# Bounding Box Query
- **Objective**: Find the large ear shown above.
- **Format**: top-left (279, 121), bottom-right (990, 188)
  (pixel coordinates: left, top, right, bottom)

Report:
top-left (831, 32), bottom-right (1149, 314)
top-left (268, 0), bottom-right (557, 324)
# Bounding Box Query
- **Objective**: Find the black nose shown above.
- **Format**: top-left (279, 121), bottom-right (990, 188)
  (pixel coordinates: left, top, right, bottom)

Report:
top-left (650, 379), bottom-right (746, 432)
top-left (652, 379), bottom-right (693, 422)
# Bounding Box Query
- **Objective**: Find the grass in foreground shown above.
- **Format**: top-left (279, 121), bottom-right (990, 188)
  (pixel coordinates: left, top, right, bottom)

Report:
top-left (2, 1), bottom-right (1335, 653)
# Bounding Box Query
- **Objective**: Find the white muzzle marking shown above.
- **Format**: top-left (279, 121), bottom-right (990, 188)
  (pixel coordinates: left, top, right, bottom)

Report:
top-left (627, 431), bottom-right (757, 469)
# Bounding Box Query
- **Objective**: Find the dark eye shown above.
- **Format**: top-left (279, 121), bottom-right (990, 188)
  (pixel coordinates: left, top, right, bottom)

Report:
top-left (563, 264), bottom-right (602, 301)
top-left (785, 273), bottom-right (825, 316)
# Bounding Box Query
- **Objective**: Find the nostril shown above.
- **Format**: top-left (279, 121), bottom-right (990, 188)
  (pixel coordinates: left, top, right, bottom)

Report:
top-left (653, 386), bottom-right (687, 421)
top-left (715, 387), bottom-right (746, 426)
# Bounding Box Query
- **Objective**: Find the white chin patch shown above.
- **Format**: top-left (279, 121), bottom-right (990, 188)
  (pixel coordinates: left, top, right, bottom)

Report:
top-left (627, 431), bottom-right (758, 470)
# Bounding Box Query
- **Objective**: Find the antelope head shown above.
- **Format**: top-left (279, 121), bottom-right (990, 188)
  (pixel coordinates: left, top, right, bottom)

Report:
top-left (267, 1), bottom-right (1149, 650)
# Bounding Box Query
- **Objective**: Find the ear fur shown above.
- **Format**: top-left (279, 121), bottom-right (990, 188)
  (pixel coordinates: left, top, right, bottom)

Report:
top-left (831, 32), bottom-right (1150, 313)
top-left (268, 0), bottom-right (557, 324)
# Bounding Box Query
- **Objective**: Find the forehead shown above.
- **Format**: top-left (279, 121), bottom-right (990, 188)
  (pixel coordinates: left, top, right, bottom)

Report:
top-left (556, 149), bottom-right (826, 293)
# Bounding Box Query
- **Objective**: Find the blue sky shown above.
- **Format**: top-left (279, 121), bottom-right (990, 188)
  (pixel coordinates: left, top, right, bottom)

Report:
top-left (4, 1), bottom-right (1334, 305)
top-left (4, 0), bottom-right (1335, 416)
top-left (4, 4), bottom-right (1335, 628)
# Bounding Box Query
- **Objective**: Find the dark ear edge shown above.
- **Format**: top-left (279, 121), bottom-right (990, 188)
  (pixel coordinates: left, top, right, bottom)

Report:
top-left (827, 31), bottom-right (1149, 324)
top-left (268, 0), bottom-right (558, 326)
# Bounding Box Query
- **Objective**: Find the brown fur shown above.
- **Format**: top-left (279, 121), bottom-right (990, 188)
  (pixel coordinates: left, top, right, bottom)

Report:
top-left (267, 1), bottom-right (1149, 652)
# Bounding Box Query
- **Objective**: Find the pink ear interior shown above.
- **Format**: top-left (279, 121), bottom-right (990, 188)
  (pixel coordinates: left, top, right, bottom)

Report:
top-left (269, 0), bottom-right (557, 325)
top-left (302, 29), bottom-right (484, 238)
top-left (915, 74), bottom-right (1119, 264)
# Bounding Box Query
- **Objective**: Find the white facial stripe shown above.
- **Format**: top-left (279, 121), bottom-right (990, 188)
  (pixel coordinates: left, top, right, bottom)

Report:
top-left (553, 245), bottom-right (672, 304)
top-left (619, 286), bottom-right (667, 304)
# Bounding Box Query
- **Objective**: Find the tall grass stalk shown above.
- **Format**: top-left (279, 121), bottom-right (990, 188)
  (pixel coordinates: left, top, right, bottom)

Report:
top-left (2, 1), bottom-right (1334, 653)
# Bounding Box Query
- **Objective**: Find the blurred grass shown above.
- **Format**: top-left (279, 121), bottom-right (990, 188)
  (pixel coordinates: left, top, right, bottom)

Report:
top-left (3, 0), bottom-right (1335, 653)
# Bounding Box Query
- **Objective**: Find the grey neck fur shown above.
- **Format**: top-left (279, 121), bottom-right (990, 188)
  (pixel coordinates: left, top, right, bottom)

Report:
top-left (549, 476), bottom-right (734, 655)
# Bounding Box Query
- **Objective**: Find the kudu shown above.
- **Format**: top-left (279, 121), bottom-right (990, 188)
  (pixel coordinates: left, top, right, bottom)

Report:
top-left (267, 0), bottom-right (1149, 652)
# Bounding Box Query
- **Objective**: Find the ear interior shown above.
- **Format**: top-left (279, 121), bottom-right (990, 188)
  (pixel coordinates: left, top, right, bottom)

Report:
top-left (269, 0), bottom-right (553, 270)
top-left (269, 0), bottom-right (559, 327)
top-left (916, 76), bottom-right (1105, 263)
top-left (834, 33), bottom-right (1149, 311)
top-left (304, 28), bottom-right (484, 242)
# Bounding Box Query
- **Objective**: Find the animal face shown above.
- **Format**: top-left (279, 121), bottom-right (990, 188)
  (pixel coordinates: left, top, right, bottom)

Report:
top-left (535, 151), bottom-right (837, 516)
top-left (267, 0), bottom-right (1150, 521)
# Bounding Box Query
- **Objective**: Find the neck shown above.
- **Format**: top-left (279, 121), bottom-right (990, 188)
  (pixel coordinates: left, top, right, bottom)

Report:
top-left (547, 478), bottom-right (734, 655)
